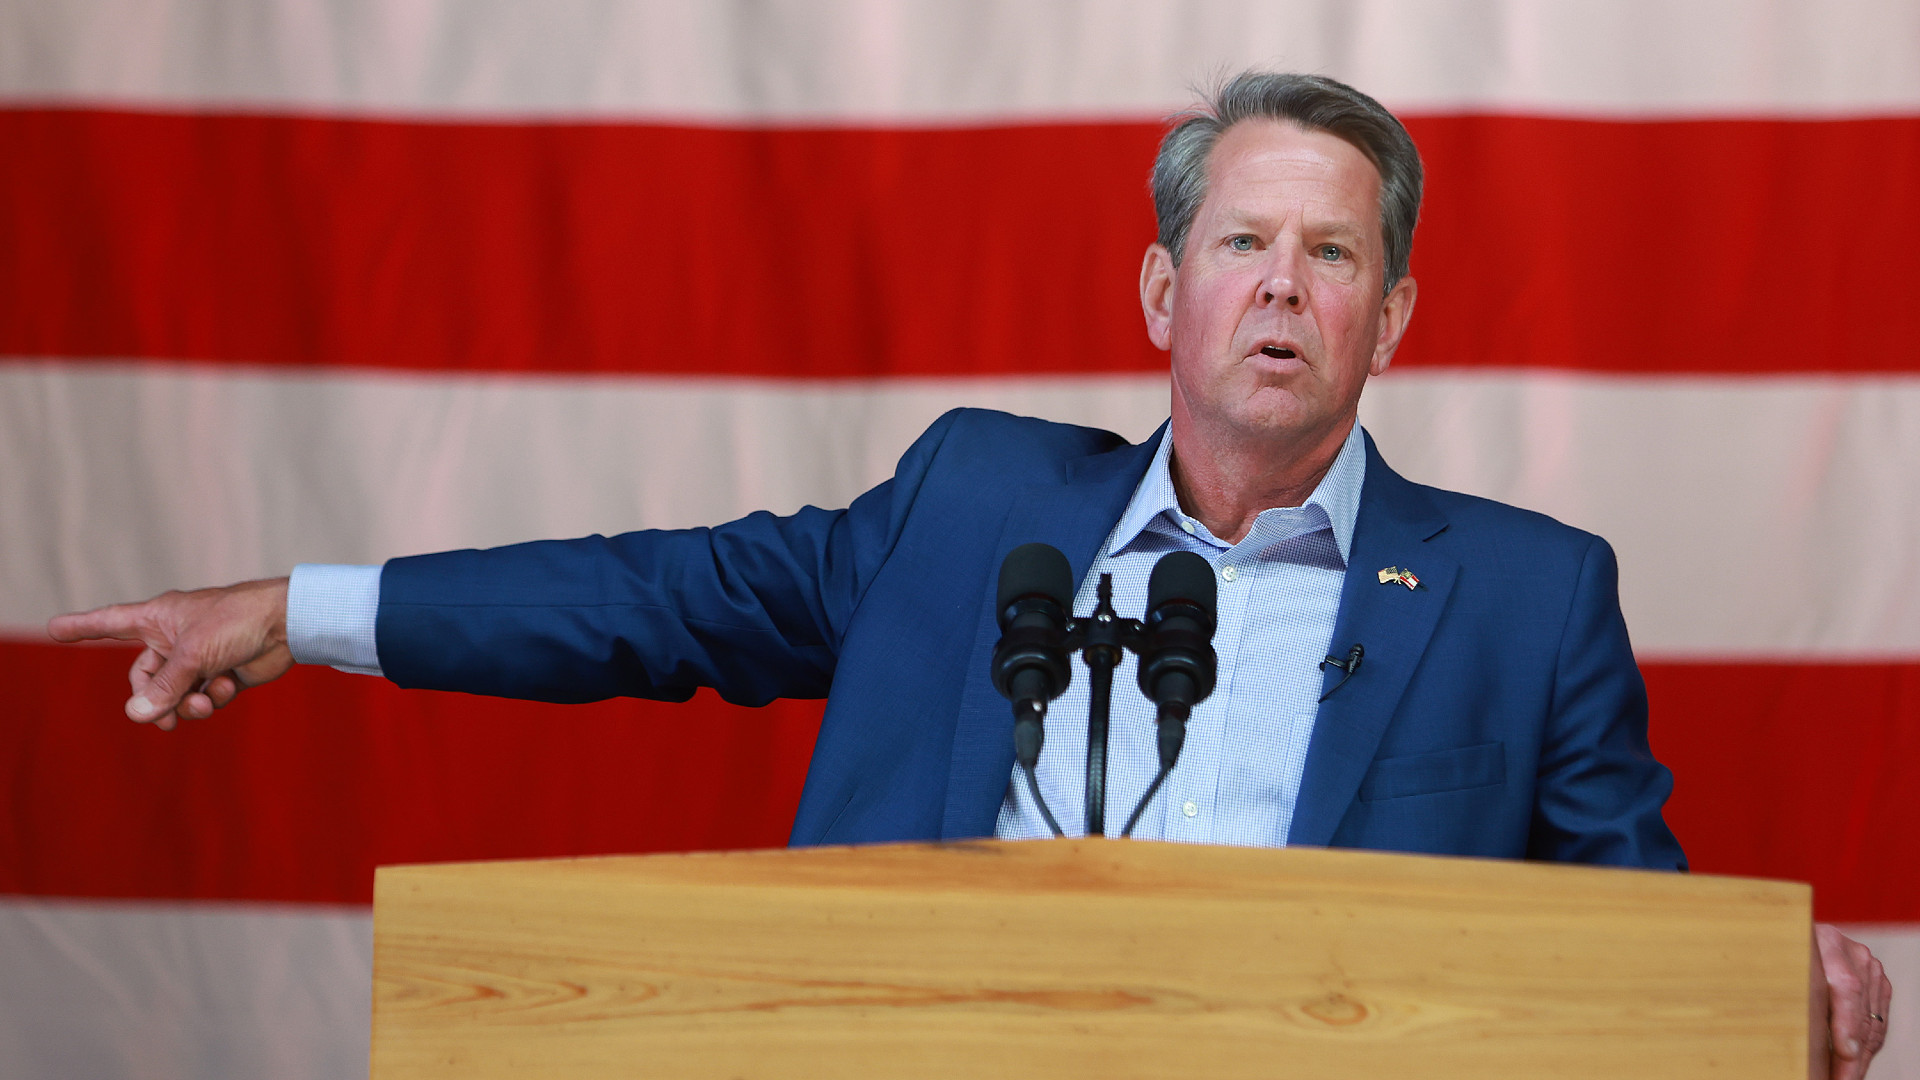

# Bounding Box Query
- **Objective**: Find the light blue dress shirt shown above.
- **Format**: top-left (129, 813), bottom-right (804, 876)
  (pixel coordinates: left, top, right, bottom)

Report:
top-left (287, 421), bottom-right (1366, 848)
top-left (992, 421), bottom-right (1364, 845)
top-left (286, 563), bottom-right (383, 675)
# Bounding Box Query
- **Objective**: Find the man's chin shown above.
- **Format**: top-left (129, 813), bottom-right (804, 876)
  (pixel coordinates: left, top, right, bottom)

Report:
top-left (1218, 402), bottom-right (1355, 451)
top-left (1173, 382), bottom-right (1355, 448)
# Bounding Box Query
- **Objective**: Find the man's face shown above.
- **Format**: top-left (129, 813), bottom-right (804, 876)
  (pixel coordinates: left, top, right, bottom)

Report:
top-left (1141, 119), bottom-right (1416, 453)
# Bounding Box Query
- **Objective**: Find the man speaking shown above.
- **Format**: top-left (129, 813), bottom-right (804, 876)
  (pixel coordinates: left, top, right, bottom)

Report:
top-left (48, 70), bottom-right (1891, 1075)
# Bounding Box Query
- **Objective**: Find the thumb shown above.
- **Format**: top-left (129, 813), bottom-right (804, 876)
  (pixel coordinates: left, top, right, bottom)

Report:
top-left (129, 653), bottom-right (203, 724)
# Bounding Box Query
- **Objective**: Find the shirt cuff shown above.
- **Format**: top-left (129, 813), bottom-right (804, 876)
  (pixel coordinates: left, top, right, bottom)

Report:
top-left (286, 563), bottom-right (384, 676)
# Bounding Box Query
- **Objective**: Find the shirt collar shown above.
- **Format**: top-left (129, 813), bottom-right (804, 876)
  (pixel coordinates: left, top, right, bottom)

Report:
top-left (1108, 420), bottom-right (1368, 564)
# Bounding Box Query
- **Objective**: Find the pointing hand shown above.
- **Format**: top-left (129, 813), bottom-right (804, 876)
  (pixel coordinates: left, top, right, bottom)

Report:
top-left (47, 578), bottom-right (294, 729)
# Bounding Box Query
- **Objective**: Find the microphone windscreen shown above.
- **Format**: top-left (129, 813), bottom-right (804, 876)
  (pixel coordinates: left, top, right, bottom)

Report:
top-left (997, 542), bottom-right (1074, 615)
top-left (1148, 550), bottom-right (1216, 618)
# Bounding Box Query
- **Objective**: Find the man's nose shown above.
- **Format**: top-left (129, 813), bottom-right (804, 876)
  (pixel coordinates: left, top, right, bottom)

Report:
top-left (1256, 249), bottom-right (1304, 309)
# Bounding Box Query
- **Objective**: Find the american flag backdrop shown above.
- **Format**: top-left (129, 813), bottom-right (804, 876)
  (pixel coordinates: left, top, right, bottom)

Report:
top-left (3, 2), bottom-right (1918, 1076)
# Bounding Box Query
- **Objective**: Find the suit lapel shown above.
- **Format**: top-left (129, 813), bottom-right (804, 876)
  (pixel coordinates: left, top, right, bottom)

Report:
top-left (940, 425), bottom-right (1165, 838)
top-left (1287, 435), bottom-right (1458, 846)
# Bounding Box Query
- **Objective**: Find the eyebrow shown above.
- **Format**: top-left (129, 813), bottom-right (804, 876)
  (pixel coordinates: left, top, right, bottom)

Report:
top-left (1217, 209), bottom-right (1371, 245)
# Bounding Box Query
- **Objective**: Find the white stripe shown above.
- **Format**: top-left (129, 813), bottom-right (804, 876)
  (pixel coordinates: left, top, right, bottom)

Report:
top-left (0, 899), bottom-right (1911, 1080)
top-left (0, 361), bottom-right (1171, 619)
top-left (1358, 372), bottom-right (1920, 660)
top-left (3, 0), bottom-right (1917, 120)
top-left (4, 362), bottom-right (1917, 657)
top-left (0, 896), bottom-right (371, 1080)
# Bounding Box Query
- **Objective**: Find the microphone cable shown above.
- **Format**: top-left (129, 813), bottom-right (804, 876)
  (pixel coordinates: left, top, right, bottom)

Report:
top-left (1118, 704), bottom-right (1184, 838)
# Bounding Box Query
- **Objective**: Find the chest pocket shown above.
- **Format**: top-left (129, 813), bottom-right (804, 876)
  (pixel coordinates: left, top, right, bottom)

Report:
top-left (1359, 741), bottom-right (1506, 801)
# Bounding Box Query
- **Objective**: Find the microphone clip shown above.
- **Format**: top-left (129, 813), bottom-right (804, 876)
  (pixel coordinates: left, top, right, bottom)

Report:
top-left (1318, 643), bottom-right (1364, 702)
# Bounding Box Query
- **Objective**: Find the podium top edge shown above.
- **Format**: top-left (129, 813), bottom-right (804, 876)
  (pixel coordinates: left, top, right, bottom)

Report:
top-left (372, 839), bottom-right (1809, 913)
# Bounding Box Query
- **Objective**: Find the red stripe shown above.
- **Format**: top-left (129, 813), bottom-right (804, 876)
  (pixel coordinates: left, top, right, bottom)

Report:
top-left (1649, 661), bottom-right (1920, 922)
top-left (4, 641), bottom-right (1915, 918)
top-left (3, 109), bottom-right (1916, 376)
top-left (0, 642), bottom-right (822, 905)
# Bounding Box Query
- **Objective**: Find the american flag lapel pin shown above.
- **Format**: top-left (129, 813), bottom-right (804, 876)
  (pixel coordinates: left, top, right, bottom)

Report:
top-left (1378, 566), bottom-right (1421, 590)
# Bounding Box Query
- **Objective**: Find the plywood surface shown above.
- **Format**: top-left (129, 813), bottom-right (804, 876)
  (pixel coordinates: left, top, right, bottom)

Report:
top-left (372, 839), bottom-right (1810, 1078)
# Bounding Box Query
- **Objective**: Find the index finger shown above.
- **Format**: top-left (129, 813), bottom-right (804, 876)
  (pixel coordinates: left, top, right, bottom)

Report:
top-left (47, 604), bottom-right (149, 644)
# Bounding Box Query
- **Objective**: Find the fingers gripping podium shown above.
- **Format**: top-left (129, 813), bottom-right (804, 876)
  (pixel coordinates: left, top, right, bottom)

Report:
top-left (370, 840), bottom-right (1821, 1078)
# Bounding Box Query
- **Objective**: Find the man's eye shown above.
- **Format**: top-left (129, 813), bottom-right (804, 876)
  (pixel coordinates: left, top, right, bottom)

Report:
top-left (1317, 245), bottom-right (1345, 261)
top-left (1228, 235), bottom-right (1255, 251)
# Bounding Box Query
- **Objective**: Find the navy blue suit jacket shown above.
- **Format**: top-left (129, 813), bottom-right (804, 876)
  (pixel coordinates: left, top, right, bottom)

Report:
top-left (376, 409), bottom-right (1685, 869)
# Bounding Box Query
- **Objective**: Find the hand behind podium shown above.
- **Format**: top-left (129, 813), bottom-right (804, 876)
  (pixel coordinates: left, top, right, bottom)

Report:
top-left (1821, 923), bottom-right (1893, 1079)
top-left (46, 578), bottom-right (294, 729)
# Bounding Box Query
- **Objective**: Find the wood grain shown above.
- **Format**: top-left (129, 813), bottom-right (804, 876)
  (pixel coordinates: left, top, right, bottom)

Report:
top-left (371, 839), bottom-right (1812, 1078)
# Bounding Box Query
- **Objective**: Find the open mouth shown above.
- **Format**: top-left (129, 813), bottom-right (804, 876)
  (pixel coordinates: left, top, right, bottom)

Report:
top-left (1260, 345), bottom-right (1297, 360)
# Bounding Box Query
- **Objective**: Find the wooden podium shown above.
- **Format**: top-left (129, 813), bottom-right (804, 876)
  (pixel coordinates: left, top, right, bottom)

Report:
top-left (371, 840), bottom-right (1821, 1077)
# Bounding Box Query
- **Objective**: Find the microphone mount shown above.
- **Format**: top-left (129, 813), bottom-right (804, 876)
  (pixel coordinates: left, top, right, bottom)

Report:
top-left (988, 545), bottom-right (1219, 842)
top-left (1059, 573), bottom-right (1144, 839)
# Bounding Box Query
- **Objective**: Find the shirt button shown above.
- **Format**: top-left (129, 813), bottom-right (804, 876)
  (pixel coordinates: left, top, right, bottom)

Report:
top-left (1221, 565), bottom-right (1237, 582)
top-left (1179, 518), bottom-right (1196, 535)
top-left (1182, 800), bottom-right (1199, 818)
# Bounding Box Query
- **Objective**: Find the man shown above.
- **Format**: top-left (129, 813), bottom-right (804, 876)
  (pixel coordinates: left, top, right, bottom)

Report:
top-left (49, 72), bottom-right (1889, 1074)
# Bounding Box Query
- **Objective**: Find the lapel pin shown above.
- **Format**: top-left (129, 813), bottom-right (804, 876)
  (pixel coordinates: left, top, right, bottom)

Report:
top-left (1377, 566), bottom-right (1421, 590)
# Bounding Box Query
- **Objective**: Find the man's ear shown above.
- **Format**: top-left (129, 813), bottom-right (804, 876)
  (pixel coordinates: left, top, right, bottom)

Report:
top-left (1140, 243), bottom-right (1177, 352)
top-left (1369, 274), bottom-right (1418, 376)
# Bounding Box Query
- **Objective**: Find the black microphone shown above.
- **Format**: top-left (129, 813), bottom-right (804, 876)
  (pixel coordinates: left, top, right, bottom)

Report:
top-left (1318, 643), bottom-right (1364, 702)
top-left (990, 542), bottom-right (1074, 837)
top-left (1121, 551), bottom-right (1218, 838)
top-left (991, 542), bottom-right (1074, 713)
top-left (1137, 550), bottom-right (1218, 737)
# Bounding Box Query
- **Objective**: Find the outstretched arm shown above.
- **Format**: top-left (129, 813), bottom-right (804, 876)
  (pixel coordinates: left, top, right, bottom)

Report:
top-left (45, 578), bottom-right (294, 728)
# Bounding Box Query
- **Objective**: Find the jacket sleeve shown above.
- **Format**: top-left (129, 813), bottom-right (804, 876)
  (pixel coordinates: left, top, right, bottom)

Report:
top-left (373, 410), bottom-right (964, 706)
top-left (1526, 534), bottom-right (1689, 870)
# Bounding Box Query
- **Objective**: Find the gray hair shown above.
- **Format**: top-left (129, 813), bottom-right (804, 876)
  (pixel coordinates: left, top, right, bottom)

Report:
top-left (1151, 71), bottom-right (1423, 293)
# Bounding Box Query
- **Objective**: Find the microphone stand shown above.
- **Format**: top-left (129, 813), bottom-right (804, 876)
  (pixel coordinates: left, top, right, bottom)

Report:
top-left (1065, 573), bottom-right (1142, 838)
top-left (995, 551), bottom-right (1208, 841)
